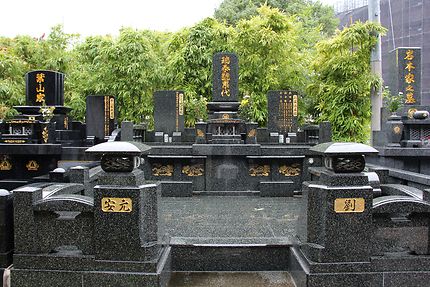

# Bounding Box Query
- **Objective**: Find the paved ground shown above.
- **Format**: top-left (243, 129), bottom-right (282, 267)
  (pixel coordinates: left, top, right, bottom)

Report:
top-left (160, 196), bottom-right (301, 286)
top-left (160, 195), bottom-right (301, 244)
top-left (168, 272), bottom-right (295, 287)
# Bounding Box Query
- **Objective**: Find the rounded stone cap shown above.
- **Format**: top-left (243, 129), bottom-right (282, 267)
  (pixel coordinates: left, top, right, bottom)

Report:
top-left (0, 189), bottom-right (10, 196)
top-left (310, 142), bottom-right (378, 156)
top-left (85, 141), bottom-right (151, 156)
top-left (413, 111), bottom-right (429, 120)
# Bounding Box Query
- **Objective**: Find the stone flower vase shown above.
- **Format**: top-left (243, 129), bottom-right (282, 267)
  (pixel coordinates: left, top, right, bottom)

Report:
top-left (40, 121), bottom-right (56, 144)
top-left (245, 122), bottom-right (258, 144)
top-left (386, 113), bottom-right (403, 147)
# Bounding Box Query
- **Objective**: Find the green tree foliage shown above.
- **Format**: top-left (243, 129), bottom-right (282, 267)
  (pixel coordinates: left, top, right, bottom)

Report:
top-left (165, 18), bottom-right (233, 126)
top-left (214, 0), bottom-right (338, 36)
top-left (67, 28), bottom-right (165, 125)
top-left (307, 21), bottom-right (386, 142)
top-left (232, 5), bottom-right (311, 125)
top-left (0, 25), bottom-right (76, 117)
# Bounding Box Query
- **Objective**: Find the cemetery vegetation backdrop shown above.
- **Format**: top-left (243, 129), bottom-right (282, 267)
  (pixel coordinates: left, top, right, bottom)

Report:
top-left (0, 0), bottom-right (385, 142)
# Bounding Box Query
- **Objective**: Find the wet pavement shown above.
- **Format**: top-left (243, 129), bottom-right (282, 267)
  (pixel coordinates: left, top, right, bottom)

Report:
top-left (160, 196), bottom-right (301, 286)
top-left (168, 272), bottom-right (295, 287)
top-left (160, 195), bottom-right (301, 244)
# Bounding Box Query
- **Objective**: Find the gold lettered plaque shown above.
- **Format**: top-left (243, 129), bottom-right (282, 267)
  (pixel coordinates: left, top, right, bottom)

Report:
top-left (334, 198), bottom-right (365, 213)
top-left (102, 197), bottom-right (132, 213)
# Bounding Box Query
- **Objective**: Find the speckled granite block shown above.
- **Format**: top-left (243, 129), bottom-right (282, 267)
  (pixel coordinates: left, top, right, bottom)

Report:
top-left (161, 181), bottom-right (192, 197)
top-left (260, 181), bottom-right (295, 197)
top-left (12, 169), bottom-right (171, 287)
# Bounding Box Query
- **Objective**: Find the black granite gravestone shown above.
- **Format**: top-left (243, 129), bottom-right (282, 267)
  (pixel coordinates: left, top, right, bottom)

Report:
top-left (212, 52), bottom-right (239, 102)
top-left (267, 90), bottom-right (298, 134)
top-left (25, 70), bottom-right (64, 106)
top-left (85, 95), bottom-right (116, 142)
top-left (11, 142), bottom-right (170, 287)
top-left (153, 90), bottom-right (185, 137)
top-left (389, 47), bottom-right (422, 106)
top-left (0, 189), bottom-right (13, 284)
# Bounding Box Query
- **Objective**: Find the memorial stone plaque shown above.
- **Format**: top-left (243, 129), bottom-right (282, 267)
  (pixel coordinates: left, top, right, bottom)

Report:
top-left (267, 90), bottom-right (298, 134)
top-left (212, 52), bottom-right (239, 102)
top-left (390, 47), bottom-right (422, 106)
top-left (85, 95), bottom-right (116, 140)
top-left (25, 70), bottom-right (65, 106)
top-left (154, 90), bottom-right (185, 135)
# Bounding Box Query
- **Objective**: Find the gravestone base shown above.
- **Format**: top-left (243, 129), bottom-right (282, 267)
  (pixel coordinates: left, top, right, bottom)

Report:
top-left (290, 246), bottom-right (430, 287)
top-left (161, 181), bottom-right (193, 197)
top-left (11, 247), bottom-right (171, 287)
top-left (211, 135), bottom-right (243, 144)
top-left (259, 181), bottom-right (294, 197)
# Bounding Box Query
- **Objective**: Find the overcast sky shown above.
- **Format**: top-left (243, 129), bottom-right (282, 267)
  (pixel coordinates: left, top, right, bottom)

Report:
top-left (0, 0), bottom-right (338, 38)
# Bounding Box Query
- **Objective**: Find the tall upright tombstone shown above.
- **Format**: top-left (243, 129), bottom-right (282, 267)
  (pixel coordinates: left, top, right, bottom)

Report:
top-left (212, 52), bottom-right (239, 102)
top-left (85, 95), bottom-right (117, 143)
top-left (153, 90), bottom-right (184, 141)
top-left (25, 70), bottom-right (65, 106)
top-left (389, 47), bottom-right (422, 107)
top-left (294, 143), bottom-right (380, 286)
top-left (16, 70), bottom-right (71, 130)
top-left (267, 90), bottom-right (299, 135)
top-left (0, 189), bottom-right (13, 284)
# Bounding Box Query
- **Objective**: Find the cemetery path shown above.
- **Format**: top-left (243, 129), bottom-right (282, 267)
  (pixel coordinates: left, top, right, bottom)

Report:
top-left (160, 196), bottom-right (301, 245)
top-left (168, 271), bottom-right (295, 287)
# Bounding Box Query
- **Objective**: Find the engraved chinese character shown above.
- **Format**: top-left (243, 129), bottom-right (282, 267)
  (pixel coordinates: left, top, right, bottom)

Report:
top-left (36, 84), bottom-right (45, 93)
top-left (221, 55), bottom-right (231, 65)
top-left (119, 199), bottom-right (131, 212)
top-left (36, 93), bottom-right (45, 103)
top-left (405, 92), bottom-right (416, 104)
top-left (405, 62), bottom-right (415, 72)
top-left (36, 73), bottom-right (45, 83)
top-left (404, 50), bottom-right (414, 61)
top-left (405, 73), bottom-right (415, 84)
top-left (406, 85), bottom-right (415, 92)
top-left (221, 56), bottom-right (231, 97)
top-left (103, 198), bottom-right (116, 211)
top-left (343, 199), bottom-right (356, 211)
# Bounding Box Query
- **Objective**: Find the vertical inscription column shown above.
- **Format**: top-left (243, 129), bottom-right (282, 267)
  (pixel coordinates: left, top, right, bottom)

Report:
top-left (268, 90), bottom-right (298, 134)
top-left (87, 142), bottom-right (160, 262)
top-left (86, 95), bottom-right (117, 141)
top-left (390, 47), bottom-right (422, 112)
top-left (299, 143), bottom-right (378, 263)
top-left (25, 70), bottom-right (65, 106)
top-left (212, 52), bottom-right (239, 102)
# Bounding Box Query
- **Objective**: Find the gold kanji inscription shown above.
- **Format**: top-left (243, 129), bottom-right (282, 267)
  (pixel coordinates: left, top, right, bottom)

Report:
top-left (406, 85), bottom-right (415, 92)
top-left (404, 49), bottom-right (414, 61)
top-left (405, 73), bottom-right (415, 84)
top-left (102, 197), bottom-right (132, 213)
top-left (36, 93), bottom-right (45, 103)
top-left (405, 62), bottom-right (415, 72)
top-left (334, 198), bottom-right (365, 213)
top-left (221, 56), bottom-right (231, 97)
top-left (36, 73), bottom-right (45, 83)
top-left (405, 92), bottom-right (416, 104)
top-left (36, 84), bottom-right (45, 93)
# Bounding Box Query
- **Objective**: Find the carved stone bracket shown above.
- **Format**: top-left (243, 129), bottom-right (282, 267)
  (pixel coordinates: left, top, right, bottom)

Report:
top-left (279, 163), bottom-right (301, 177)
top-left (152, 163), bottom-right (174, 176)
top-left (182, 164), bottom-right (204, 176)
top-left (249, 164), bottom-right (270, 177)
